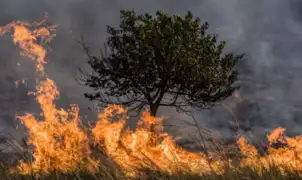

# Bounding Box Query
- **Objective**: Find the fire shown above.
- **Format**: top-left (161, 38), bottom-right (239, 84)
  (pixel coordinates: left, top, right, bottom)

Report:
top-left (0, 14), bottom-right (224, 177)
top-left (16, 79), bottom-right (94, 175)
top-left (0, 14), bottom-right (55, 75)
top-left (92, 105), bottom-right (224, 176)
top-left (0, 15), bottom-right (96, 175)
top-left (237, 128), bottom-right (302, 174)
top-left (2, 14), bottom-right (302, 178)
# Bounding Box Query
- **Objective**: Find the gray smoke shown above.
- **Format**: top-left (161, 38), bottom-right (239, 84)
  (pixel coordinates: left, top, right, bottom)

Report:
top-left (0, 0), bottom-right (302, 148)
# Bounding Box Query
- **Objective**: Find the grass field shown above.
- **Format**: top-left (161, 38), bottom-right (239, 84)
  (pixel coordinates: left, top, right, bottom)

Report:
top-left (0, 142), bottom-right (300, 180)
top-left (0, 160), bottom-right (301, 180)
top-left (1, 15), bottom-right (301, 180)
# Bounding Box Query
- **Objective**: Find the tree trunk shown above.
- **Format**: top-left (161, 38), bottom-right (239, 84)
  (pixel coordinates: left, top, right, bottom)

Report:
top-left (149, 104), bottom-right (159, 145)
top-left (149, 104), bottom-right (159, 131)
top-left (150, 104), bottom-right (158, 116)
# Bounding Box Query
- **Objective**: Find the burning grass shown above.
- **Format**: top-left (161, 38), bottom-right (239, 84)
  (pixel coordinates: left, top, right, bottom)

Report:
top-left (0, 158), bottom-right (301, 180)
top-left (0, 14), bottom-right (302, 180)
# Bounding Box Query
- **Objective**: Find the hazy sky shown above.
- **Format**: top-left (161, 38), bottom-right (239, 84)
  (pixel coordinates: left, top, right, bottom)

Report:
top-left (0, 0), bottom-right (302, 144)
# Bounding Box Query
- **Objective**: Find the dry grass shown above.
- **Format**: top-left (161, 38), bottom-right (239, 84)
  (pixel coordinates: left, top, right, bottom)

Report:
top-left (0, 147), bottom-right (300, 180)
top-left (0, 163), bottom-right (300, 180)
top-left (0, 122), bottom-right (300, 180)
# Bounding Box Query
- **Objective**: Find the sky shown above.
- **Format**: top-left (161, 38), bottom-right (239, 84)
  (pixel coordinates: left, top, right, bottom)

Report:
top-left (0, 0), bottom-right (302, 147)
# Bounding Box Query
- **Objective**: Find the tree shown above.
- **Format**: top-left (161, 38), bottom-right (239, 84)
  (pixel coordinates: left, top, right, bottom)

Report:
top-left (79, 10), bottom-right (244, 119)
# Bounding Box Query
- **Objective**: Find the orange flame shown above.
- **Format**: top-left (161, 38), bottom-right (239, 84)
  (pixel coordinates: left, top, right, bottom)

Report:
top-left (92, 105), bottom-right (224, 176)
top-left (16, 79), bottom-right (94, 175)
top-left (3, 14), bottom-right (302, 178)
top-left (0, 14), bottom-right (96, 176)
top-left (0, 14), bottom-right (55, 75)
top-left (0, 14), bottom-right (224, 177)
top-left (237, 128), bottom-right (302, 174)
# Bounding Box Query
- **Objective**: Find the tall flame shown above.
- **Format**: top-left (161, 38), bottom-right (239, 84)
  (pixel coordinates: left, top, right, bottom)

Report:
top-left (0, 14), bottom-right (224, 177)
top-left (0, 14), bottom-right (55, 75)
top-left (2, 14), bottom-right (302, 178)
top-left (0, 14), bottom-right (95, 175)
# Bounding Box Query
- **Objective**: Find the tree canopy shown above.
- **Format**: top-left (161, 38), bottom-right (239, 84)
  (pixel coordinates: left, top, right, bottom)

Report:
top-left (79, 10), bottom-right (244, 117)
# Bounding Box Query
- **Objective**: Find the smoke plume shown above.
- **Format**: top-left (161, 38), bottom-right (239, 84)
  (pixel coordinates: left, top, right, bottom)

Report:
top-left (0, 0), bottom-right (302, 148)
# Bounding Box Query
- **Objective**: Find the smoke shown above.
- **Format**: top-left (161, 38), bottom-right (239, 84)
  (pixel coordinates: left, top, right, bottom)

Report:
top-left (190, 0), bottom-right (302, 143)
top-left (0, 0), bottom-right (302, 146)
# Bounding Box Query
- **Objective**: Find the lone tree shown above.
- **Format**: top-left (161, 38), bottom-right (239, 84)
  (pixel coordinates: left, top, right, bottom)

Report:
top-left (79, 10), bottom-right (244, 118)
